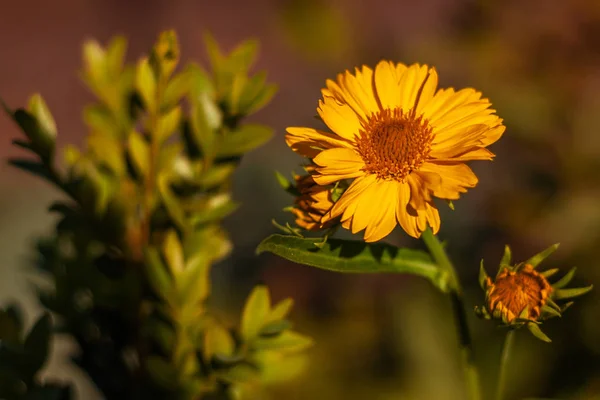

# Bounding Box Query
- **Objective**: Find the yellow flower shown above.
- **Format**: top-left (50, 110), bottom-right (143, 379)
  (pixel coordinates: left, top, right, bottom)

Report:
top-left (286, 61), bottom-right (505, 241)
top-left (290, 172), bottom-right (336, 231)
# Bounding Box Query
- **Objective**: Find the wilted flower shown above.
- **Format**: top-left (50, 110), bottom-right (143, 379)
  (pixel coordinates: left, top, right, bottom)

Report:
top-left (289, 171), bottom-right (338, 231)
top-left (476, 244), bottom-right (593, 342)
top-left (286, 61), bottom-right (504, 242)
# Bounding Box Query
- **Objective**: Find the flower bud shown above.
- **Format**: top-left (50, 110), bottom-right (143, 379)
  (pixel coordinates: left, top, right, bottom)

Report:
top-left (475, 244), bottom-right (593, 342)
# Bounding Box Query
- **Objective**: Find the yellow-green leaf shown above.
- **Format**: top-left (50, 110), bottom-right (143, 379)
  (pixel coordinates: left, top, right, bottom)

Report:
top-left (217, 124), bottom-right (273, 157)
top-left (252, 330), bottom-right (313, 353)
top-left (552, 267), bottom-right (577, 289)
top-left (28, 94), bottom-right (57, 139)
top-left (163, 230), bottom-right (184, 275)
top-left (83, 40), bottom-right (106, 82)
top-left (106, 36), bottom-right (127, 78)
top-left (151, 30), bottom-right (180, 79)
top-left (163, 69), bottom-right (191, 109)
top-left (204, 324), bottom-right (235, 360)
top-left (136, 57), bottom-right (156, 112)
top-left (128, 130), bottom-right (150, 177)
top-left (500, 244), bottom-right (512, 267)
top-left (88, 132), bottom-right (124, 176)
top-left (241, 285), bottom-right (271, 341)
top-left (145, 247), bottom-right (174, 304)
top-left (244, 83), bottom-right (277, 115)
top-left (176, 253), bottom-right (211, 307)
top-left (266, 298), bottom-right (294, 324)
top-left (190, 93), bottom-right (221, 158)
top-left (156, 106), bottom-right (181, 143)
top-left (525, 243), bottom-right (559, 269)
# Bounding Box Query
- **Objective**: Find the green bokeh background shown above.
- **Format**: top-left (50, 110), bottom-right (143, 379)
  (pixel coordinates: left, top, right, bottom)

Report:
top-left (1, 1), bottom-right (599, 399)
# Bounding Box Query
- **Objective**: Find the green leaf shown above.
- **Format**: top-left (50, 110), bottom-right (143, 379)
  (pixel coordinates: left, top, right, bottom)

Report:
top-left (275, 171), bottom-right (292, 190)
top-left (204, 324), bottom-right (235, 360)
top-left (146, 356), bottom-right (179, 390)
top-left (553, 285), bottom-right (593, 300)
top-left (191, 198), bottom-right (239, 226)
top-left (228, 72), bottom-right (247, 115)
top-left (241, 285), bottom-right (271, 341)
top-left (10, 108), bottom-right (55, 162)
top-left (188, 63), bottom-right (215, 100)
top-left (145, 247), bottom-right (174, 304)
top-left (478, 260), bottom-right (488, 290)
top-left (23, 313), bottom-right (52, 378)
top-left (163, 230), bottom-right (184, 275)
top-left (260, 319), bottom-right (292, 337)
top-left (266, 298), bottom-right (294, 323)
top-left (203, 32), bottom-right (224, 73)
top-left (190, 92), bottom-right (221, 159)
top-left (518, 306), bottom-right (530, 320)
top-left (176, 252), bottom-right (211, 307)
top-left (106, 36), bottom-right (127, 78)
top-left (163, 69), bottom-right (191, 109)
top-left (11, 139), bottom-right (34, 152)
top-left (136, 57), bottom-right (156, 112)
top-left (540, 305), bottom-right (561, 319)
top-left (156, 106), bottom-right (181, 143)
top-left (145, 319), bottom-right (175, 354)
top-left (8, 159), bottom-right (54, 183)
top-left (151, 30), bottom-right (180, 79)
top-left (82, 40), bottom-right (106, 82)
top-left (88, 132), bottom-right (124, 176)
top-left (252, 330), bottom-right (313, 352)
top-left (197, 164), bottom-right (236, 188)
top-left (245, 83), bottom-right (277, 115)
top-left (28, 94), bottom-right (57, 139)
top-left (540, 268), bottom-right (560, 278)
top-left (256, 234), bottom-right (449, 292)
top-left (128, 130), bottom-right (150, 177)
top-left (227, 39), bottom-right (259, 73)
top-left (158, 144), bottom-right (184, 178)
top-left (527, 322), bottom-right (551, 343)
top-left (552, 267), bottom-right (577, 289)
top-left (83, 105), bottom-right (115, 136)
top-left (158, 173), bottom-right (189, 230)
top-left (525, 243), bottom-right (559, 268)
top-left (500, 244), bottom-right (512, 267)
top-left (184, 225), bottom-right (231, 264)
top-left (217, 124), bottom-right (273, 157)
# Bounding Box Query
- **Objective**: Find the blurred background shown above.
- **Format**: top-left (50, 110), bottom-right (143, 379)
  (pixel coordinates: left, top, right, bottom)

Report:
top-left (1, 0), bottom-right (600, 399)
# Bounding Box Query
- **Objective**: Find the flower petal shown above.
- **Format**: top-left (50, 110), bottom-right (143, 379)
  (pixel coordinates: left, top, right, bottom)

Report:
top-left (398, 64), bottom-right (431, 114)
top-left (317, 97), bottom-right (362, 142)
top-left (420, 162), bottom-right (478, 200)
top-left (285, 127), bottom-right (353, 158)
top-left (396, 182), bottom-right (420, 238)
top-left (407, 172), bottom-right (440, 210)
top-left (363, 181), bottom-right (399, 242)
top-left (313, 148), bottom-right (365, 185)
top-left (325, 66), bottom-right (379, 120)
top-left (374, 61), bottom-right (403, 110)
top-left (327, 174), bottom-right (377, 221)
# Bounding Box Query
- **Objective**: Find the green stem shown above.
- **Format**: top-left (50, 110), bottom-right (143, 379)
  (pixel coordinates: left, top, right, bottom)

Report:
top-left (421, 227), bottom-right (482, 400)
top-left (496, 329), bottom-right (516, 400)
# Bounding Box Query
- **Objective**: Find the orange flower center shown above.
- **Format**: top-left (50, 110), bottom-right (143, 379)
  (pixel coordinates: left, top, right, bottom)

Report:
top-left (356, 108), bottom-right (433, 181)
top-left (487, 265), bottom-right (552, 323)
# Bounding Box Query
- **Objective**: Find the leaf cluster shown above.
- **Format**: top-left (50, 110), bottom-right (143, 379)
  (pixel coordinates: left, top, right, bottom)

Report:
top-left (0, 307), bottom-right (70, 399)
top-left (2, 31), bottom-right (307, 400)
